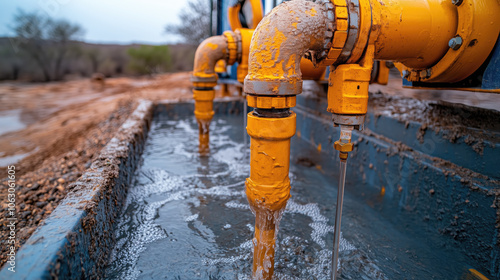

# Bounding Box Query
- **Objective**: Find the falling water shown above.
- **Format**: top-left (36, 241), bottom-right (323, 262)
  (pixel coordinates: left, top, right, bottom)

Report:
top-left (331, 159), bottom-right (347, 280)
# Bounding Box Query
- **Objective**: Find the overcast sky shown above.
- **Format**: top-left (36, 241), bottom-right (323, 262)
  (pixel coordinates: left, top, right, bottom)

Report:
top-left (0, 0), bottom-right (187, 44)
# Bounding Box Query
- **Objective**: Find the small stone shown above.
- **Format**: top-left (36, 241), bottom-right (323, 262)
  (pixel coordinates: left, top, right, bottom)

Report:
top-left (57, 185), bottom-right (65, 192)
top-left (57, 178), bottom-right (65, 184)
top-left (45, 203), bottom-right (53, 211)
top-left (429, 189), bottom-right (435, 195)
top-left (35, 201), bottom-right (47, 208)
top-left (369, 163), bottom-right (373, 169)
top-left (21, 211), bottom-right (30, 219)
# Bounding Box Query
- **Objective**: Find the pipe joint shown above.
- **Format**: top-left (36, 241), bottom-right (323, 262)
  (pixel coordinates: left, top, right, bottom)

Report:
top-left (246, 178), bottom-right (291, 212)
top-left (193, 89), bottom-right (215, 122)
top-left (247, 112), bottom-right (296, 141)
top-left (246, 95), bottom-right (296, 109)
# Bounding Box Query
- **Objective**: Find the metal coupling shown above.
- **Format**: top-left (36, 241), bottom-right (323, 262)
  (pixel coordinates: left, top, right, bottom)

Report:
top-left (334, 141), bottom-right (353, 153)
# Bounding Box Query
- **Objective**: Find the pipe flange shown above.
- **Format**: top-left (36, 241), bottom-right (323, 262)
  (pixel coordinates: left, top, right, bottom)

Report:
top-left (234, 29), bottom-right (243, 62)
top-left (191, 76), bottom-right (217, 84)
top-left (319, 0), bottom-right (349, 66)
top-left (307, 0), bottom-right (335, 64)
top-left (223, 31), bottom-right (240, 65)
top-left (336, 0), bottom-right (360, 64)
top-left (402, 0), bottom-right (500, 83)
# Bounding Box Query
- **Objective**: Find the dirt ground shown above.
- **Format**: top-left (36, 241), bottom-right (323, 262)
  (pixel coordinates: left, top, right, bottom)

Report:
top-left (0, 72), bottom-right (199, 266)
top-left (0, 71), bottom-right (499, 268)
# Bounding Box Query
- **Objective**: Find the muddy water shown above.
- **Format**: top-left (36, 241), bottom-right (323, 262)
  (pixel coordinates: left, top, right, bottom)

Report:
top-left (105, 114), bottom-right (471, 280)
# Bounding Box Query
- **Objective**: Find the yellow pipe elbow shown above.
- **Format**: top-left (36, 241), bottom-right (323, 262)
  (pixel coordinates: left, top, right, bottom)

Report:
top-left (244, 0), bottom-right (330, 96)
top-left (192, 35), bottom-right (229, 88)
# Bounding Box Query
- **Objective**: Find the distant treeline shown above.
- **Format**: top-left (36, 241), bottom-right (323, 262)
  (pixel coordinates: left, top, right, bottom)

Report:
top-left (0, 37), bottom-right (196, 82)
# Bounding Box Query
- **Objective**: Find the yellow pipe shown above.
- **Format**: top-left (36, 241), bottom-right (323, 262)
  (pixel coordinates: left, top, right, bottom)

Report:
top-left (192, 32), bottom-right (239, 155)
top-left (300, 59), bottom-right (327, 81)
top-left (371, 0), bottom-right (458, 69)
top-left (228, 0), bottom-right (264, 31)
top-left (214, 59), bottom-right (227, 73)
top-left (242, 1), bottom-right (330, 279)
top-left (246, 112), bottom-right (296, 279)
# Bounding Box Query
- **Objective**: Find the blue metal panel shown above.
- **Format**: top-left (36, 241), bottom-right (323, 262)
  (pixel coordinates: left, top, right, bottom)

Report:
top-left (482, 36), bottom-right (500, 90)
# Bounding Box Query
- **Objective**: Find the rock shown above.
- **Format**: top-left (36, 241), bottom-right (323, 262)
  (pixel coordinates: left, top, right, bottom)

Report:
top-left (35, 201), bottom-right (47, 208)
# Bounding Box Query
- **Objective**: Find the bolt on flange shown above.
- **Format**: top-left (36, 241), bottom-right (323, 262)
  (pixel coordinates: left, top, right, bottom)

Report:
top-left (448, 36), bottom-right (463, 50)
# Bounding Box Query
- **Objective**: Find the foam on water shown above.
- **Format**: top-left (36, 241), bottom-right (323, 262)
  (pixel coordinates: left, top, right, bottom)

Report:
top-left (105, 116), bottom-right (386, 280)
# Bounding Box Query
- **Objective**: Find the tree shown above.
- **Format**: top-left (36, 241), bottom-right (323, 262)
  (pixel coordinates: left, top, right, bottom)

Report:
top-left (11, 10), bottom-right (84, 81)
top-left (165, 0), bottom-right (215, 45)
top-left (127, 45), bottom-right (171, 76)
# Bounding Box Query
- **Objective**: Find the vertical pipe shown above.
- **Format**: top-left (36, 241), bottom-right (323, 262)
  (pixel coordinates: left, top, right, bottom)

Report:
top-left (243, 96), bottom-right (248, 158)
top-left (209, 0), bottom-right (213, 37)
top-left (246, 111), bottom-right (296, 279)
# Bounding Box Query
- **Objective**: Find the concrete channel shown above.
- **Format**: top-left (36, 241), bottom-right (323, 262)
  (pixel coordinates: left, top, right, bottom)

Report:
top-left (1, 94), bottom-right (498, 279)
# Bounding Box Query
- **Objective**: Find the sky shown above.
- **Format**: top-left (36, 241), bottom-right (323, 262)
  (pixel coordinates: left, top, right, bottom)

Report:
top-left (0, 0), bottom-right (188, 44)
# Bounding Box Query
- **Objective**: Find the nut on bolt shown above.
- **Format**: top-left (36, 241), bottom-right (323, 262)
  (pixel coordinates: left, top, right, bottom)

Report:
top-left (334, 141), bottom-right (353, 153)
top-left (402, 70), bottom-right (410, 79)
top-left (448, 36), bottom-right (463, 50)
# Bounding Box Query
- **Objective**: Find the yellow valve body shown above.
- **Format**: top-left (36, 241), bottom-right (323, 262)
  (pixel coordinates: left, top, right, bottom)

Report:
top-left (327, 64), bottom-right (371, 115)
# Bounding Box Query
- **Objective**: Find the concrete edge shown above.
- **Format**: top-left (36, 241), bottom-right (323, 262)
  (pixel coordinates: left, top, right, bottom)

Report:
top-left (0, 99), bottom-right (154, 279)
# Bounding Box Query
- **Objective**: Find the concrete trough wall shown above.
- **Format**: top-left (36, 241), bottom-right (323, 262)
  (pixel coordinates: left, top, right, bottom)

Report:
top-left (294, 95), bottom-right (500, 278)
top-left (2, 96), bottom-right (498, 279)
top-left (0, 100), bottom-right (155, 279)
